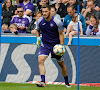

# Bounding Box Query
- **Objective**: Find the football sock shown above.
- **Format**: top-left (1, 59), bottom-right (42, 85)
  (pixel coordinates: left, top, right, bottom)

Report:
top-left (41, 75), bottom-right (45, 83)
top-left (64, 76), bottom-right (69, 84)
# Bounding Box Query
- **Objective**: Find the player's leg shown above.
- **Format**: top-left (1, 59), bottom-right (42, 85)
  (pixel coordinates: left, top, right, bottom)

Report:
top-left (51, 54), bottom-right (71, 87)
top-left (57, 61), bottom-right (68, 76)
top-left (38, 55), bottom-right (48, 81)
top-left (68, 31), bottom-right (77, 45)
top-left (36, 46), bottom-right (49, 87)
top-left (36, 55), bottom-right (47, 87)
top-left (57, 60), bottom-right (71, 87)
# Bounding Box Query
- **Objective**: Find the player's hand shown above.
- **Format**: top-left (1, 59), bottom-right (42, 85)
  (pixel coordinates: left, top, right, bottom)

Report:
top-left (37, 37), bottom-right (41, 48)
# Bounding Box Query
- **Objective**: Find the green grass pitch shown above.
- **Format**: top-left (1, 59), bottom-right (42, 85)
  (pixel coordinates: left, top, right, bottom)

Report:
top-left (0, 82), bottom-right (100, 90)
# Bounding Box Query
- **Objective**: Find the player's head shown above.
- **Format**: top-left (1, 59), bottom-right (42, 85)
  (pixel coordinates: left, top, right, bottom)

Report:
top-left (42, 5), bottom-right (51, 20)
top-left (17, 6), bottom-right (24, 18)
top-left (67, 5), bottom-right (75, 17)
top-left (89, 15), bottom-right (99, 28)
top-left (35, 11), bottom-right (42, 21)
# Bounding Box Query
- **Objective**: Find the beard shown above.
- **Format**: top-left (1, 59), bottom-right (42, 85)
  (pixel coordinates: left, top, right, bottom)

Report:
top-left (44, 13), bottom-right (50, 20)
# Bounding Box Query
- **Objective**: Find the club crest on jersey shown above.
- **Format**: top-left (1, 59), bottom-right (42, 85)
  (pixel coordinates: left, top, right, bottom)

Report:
top-left (50, 23), bottom-right (53, 27)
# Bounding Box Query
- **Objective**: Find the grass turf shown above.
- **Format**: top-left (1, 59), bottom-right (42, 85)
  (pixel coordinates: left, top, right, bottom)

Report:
top-left (0, 82), bottom-right (100, 90)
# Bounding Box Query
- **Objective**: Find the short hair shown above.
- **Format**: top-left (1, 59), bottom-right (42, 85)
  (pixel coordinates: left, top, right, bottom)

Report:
top-left (17, 6), bottom-right (24, 9)
top-left (87, 0), bottom-right (94, 4)
top-left (42, 4), bottom-right (51, 10)
top-left (67, 5), bottom-right (75, 10)
top-left (35, 11), bottom-right (42, 17)
top-left (50, 6), bottom-right (56, 11)
top-left (10, 23), bottom-right (17, 29)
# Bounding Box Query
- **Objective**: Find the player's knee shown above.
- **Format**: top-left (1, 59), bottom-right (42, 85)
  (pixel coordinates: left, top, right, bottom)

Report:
top-left (58, 62), bottom-right (65, 68)
top-left (38, 59), bottom-right (44, 65)
top-left (59, 63), bottom-right (64, 68)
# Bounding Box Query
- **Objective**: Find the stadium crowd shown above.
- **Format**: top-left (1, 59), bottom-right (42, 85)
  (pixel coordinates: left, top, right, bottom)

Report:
top-left (1, 0), bottom-right (100, 39)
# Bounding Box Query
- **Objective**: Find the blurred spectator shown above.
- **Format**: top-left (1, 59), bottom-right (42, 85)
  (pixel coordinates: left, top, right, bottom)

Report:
top-left (62, 0), bottom-right (69, 15)
top-left (68, 0), bottom-right (83, 13)
top-left (18, 0), bottom-right (34, 21)
top-left (65, 13), bottom-right (83, 45)
top-left (10, 6), bottom-right (30, 33)
top-left (27, 11), bottom-right (42, 33)
top-left (16, 0), bottom-right (23, 5)
top-left (52, 0), bottom-right (66, 18)
top-left (49, 0), bottom-right (57, 5)
top-left (9, 23), bottom-right (18, 34)
top-left (1, 24), bottom-right (9, 33)
top-left (63, 5), bottom-right (86, 34)
top-left (83, 0), bottom-right (100, 10)
top-left (37, 0), bottom-right (49, 11)
top-left (94, 0), bottom-right (100, 11)
top-left (82, 0), bottom-right (100, 25)
top-left (86, 15), bottom-right (100, 35)
top-left (2, 0), bottom-right (17, 26)
top-left (50, 6), bottom-right (61, 20)
top-left (82, 0), bottom-right (88, 8)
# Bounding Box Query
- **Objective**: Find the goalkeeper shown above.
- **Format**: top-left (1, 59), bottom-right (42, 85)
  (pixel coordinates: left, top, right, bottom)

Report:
top-left (32, 5), bottom-right (70, 87)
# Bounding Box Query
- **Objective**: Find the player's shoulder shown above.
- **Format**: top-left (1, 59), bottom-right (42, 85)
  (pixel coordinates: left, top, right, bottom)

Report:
top-left (53, 17), bottom-right (63, 26)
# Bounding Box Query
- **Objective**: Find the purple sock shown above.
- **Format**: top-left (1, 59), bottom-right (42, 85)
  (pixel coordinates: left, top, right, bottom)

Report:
top-left (64, 76), bottom-right (68, 84)
top-left (41, 75), bottom-right (45, 82)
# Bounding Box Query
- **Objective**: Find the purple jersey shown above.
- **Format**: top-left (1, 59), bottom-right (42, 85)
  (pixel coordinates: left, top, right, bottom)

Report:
top-left (36, 17), bottom-right (63, 49)
top-left (10, 15), bottom-right (30, 33)
top-left (19, 2), bottom-right (34, 12)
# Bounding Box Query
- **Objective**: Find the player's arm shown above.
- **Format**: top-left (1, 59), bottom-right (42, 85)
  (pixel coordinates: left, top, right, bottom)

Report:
top-left (36, 29), bottom-right (40, 37)
top-left (59, 30), bottom-right (64, 45)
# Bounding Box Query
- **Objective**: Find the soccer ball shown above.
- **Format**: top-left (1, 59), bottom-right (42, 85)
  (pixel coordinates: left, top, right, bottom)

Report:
top-left (53, 44), bottom-right (65, 56)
